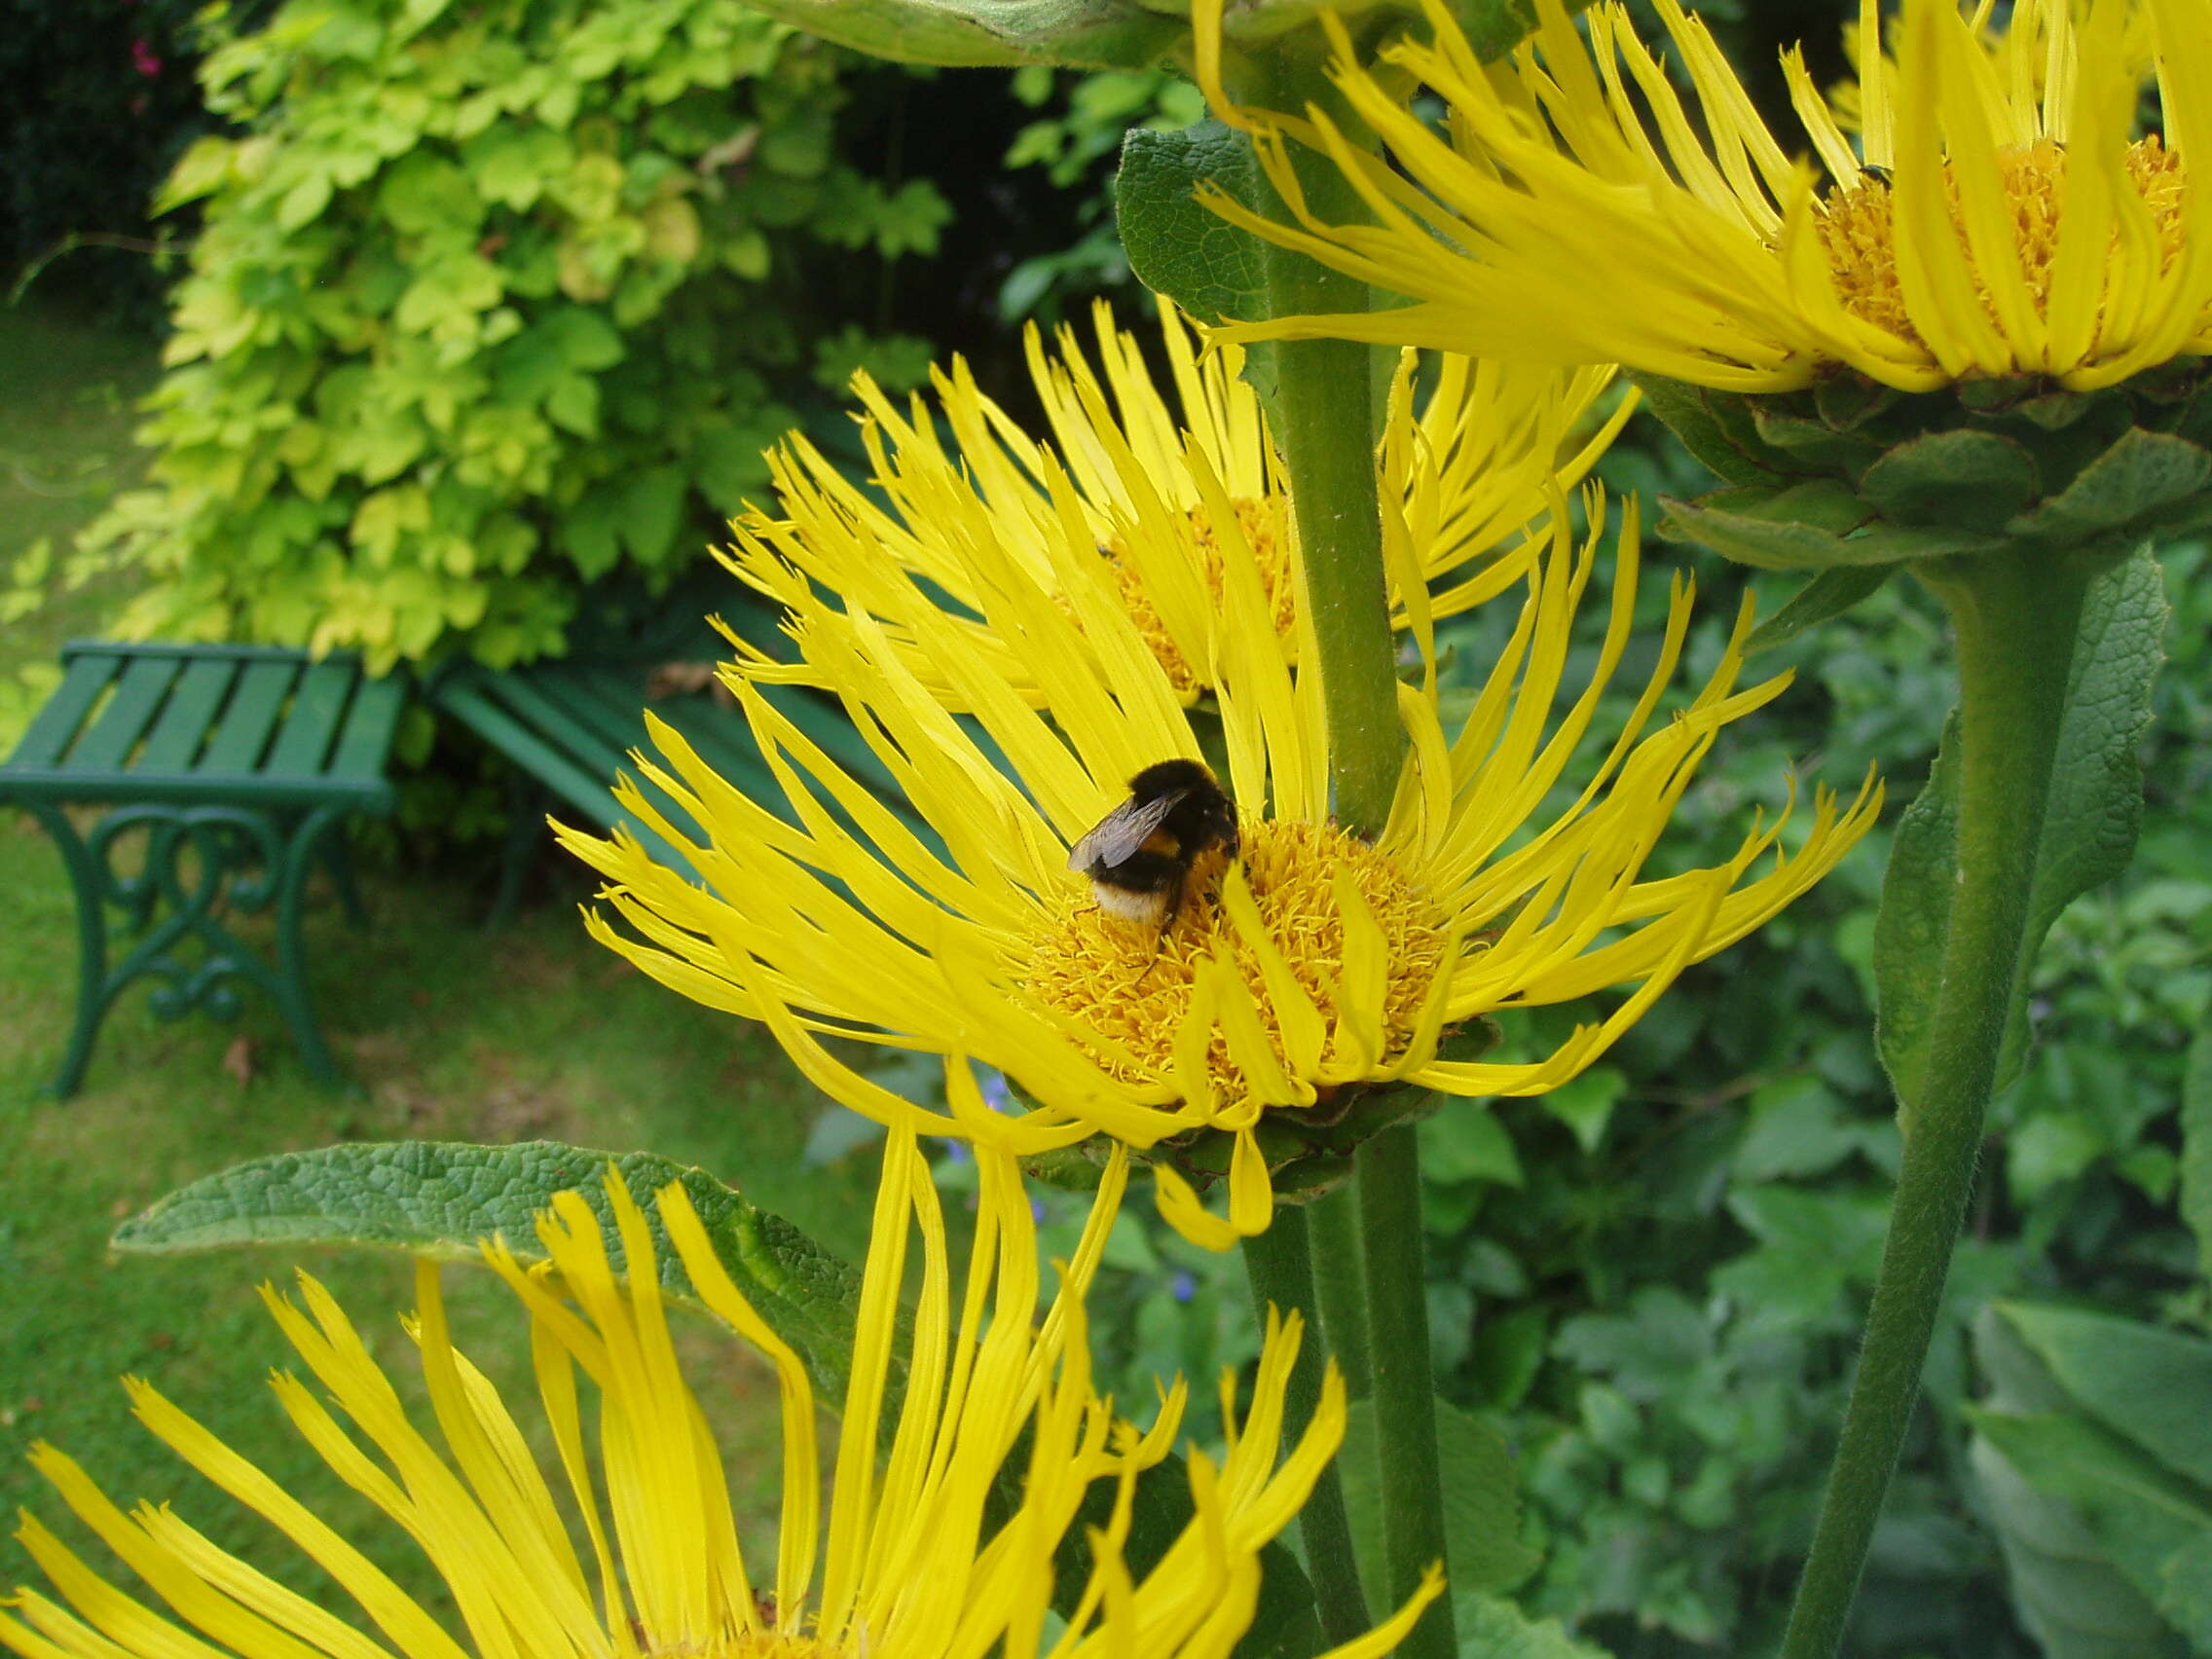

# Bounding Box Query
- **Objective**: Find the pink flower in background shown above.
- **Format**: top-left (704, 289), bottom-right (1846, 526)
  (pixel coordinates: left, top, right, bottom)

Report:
top-left (130, 37), bottom-right (161, 77)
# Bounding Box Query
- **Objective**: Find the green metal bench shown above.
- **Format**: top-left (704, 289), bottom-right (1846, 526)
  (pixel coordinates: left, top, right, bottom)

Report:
top-left (427, 650), bottom-right (918, 925)
top-left (0, 641), bottom-right (403, 1095)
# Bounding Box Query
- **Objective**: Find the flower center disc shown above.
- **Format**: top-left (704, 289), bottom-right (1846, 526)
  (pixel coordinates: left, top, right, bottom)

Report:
top-left (1022, 820), bottom-right (1444, 1110)
top-left (1100, 498), bottom-right (1296, 694)
top-left (1815, 137), bottom-right (2188, 348)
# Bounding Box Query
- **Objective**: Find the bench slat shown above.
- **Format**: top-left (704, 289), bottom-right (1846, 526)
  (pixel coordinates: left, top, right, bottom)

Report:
top-left (199, 659), bottom-right (303, 775)
top-left (482, 673), bottom-right (734, 855)
top-left (438, 680), bottom-right (633, 821)
top-left (482, 668), bottom-right (737, 853)
top-left (520, 667), bottom-right (654, 759)
top-left (68, 655), bottom-right (183, 772)
top-left (135, 658), bottom-right (241, 772)
top-left (437, 681), bottom-right (700, 875)
top-left (327, 675), bottom-right (406, 787)
top-left (479, 672), bottom-right (628, 777)
top-left (264, 660), bottom-right (359, 777)
top-left (6, 653), bottom-right (121, 768)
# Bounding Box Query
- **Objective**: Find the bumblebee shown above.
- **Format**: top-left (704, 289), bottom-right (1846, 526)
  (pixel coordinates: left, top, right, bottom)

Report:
top-left (1065, 759), bottom-right (1239, 936)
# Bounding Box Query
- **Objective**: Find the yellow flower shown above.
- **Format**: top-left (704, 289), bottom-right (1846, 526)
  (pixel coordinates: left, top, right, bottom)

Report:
top-left (0, 1127), bottom-right (1439, 1659)
top-left (726, 300), bottom-right (1628, 705)
top-left (1196, 0), bottom-right (2212, 392)
top-left (559, 489), bottom-right (1879, 1247)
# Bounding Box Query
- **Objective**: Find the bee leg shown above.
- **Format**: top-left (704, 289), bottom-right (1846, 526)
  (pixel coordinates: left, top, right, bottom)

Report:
top-left (1129, 885), bottom-right (1182, 987)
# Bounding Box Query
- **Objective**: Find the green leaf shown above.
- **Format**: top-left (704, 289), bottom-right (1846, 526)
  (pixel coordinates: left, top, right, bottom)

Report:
top-left (1116, 121), bottom-right (1270, 329)
top-left (1973, 1409), bottom-right (2212, 1651)
top-left (1970, 1305), bottom-right (2188, 1654)
top-left (720, 0), bottom-right (1181, 67)
top-left (1632, 375), bottom-right (1795, 488)
top-left (378, 154), bottom-right (485, 238)
top-left (1875, 549), bottom-right (2165, 1109)
top-left (1538, 1064), bottom-right (1623, 1153)
top-left (619, 465), bottom-right (689, 566)
top-left (1862, 427), bottom-right (2042, 533)
top-left (1969, 1430), bottom-right (2190, 1659)
top-left (2182, 1029), bottom-right (2212, 1282)
top-left (466, 127), bottom-right (575, 211)
top-left (1872, 705), bottom-right (1961, 1111)
top-left (2006, 427), bottom-right (2212, 545)
top-left (112, 1139), bottom-right (868, 1401)
top-left (2008, 1111), bottom-right (2109, 1201)
top-left (1996, 1304), bottom-right (2212, 1491)
top-left (1745, 565), bottom-right (1891, 654)
top-left (1339, 1396), bottom-right (1539, 1604)
top-left (1449, 1592), bottom-right (1611, 1659)
top-left (2015, 549), bottom-right (2167, 989)
top-left (1659, 481), bottom-right (2005, 571)
top-left (1417, 1108), bottom-right (1524, 1187)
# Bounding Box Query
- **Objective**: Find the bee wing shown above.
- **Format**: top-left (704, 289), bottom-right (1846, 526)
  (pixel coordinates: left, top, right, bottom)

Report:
top-left (1065, 789), bottom-right (1188, 872)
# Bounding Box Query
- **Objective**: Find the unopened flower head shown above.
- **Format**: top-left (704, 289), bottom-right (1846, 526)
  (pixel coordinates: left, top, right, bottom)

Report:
top-left (0, 1126), bottom-right (1439, 1659)
top-left (1197, 0), bottom-right (2212, 393)
top-left (560, 489), bottom-right (1878, 1246)
top-left (725, 301), bottom-right (1628, 707)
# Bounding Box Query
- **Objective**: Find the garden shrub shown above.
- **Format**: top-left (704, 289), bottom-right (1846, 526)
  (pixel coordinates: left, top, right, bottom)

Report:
top-left (80, 0), bottom-right (958, 672)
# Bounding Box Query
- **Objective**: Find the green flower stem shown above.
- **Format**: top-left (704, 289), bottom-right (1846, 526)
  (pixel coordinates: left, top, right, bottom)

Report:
top-left (1781, 552), bottom-right (2091, 1659)
top-left (1308, 1180), bottom-right (1373, 1399)
top-left (1248, 55), bottom-right (1401, 838)
top-left (1356, 1123), bottom-right (1455, 1659)
top-left (1241, 1206), bottom-right (1373, 1648)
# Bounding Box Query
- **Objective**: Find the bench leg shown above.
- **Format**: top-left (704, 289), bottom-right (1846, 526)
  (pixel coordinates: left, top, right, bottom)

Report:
top-left (321, 824), bottom-right (370, 931)
top-left (27, 801), bottom-right (360, 1096)
top-left (275, 804), bottom-right (352, 1090)
top-left (487, 769), bottom-right (549, 930)
top-left (26, 802), bottom-right (117, 1099)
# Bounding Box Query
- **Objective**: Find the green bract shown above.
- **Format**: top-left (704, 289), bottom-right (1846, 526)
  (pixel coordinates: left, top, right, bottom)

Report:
top-left (1644, 361), bottom-right (2212, 596)
top-left (1022, 1023), bottom-right (1503, 1211)
top-left (84, 0), bottom-right (949, 672)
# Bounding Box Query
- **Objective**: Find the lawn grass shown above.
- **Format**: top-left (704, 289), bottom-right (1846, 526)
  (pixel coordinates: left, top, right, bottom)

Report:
top-left (0, 301), bottom-right (882, 1612)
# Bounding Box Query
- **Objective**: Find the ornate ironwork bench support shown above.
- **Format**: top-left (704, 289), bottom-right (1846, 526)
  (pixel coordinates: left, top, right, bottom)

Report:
top-left (25, 799), bottom-right (363, 1096)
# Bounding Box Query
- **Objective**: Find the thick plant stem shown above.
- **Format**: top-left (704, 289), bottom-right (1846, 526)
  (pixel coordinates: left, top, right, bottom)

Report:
top-left (1781, 553), bottom-right (2089, 1659)
top-left (1357, 1124), bottom-right (1455, 1659)
top-left (1307, 1181), bottom-right (1373, 1398)
top-left (1249, 59), bottom-right (1401, 837)
top-left (1242, 1208), bottom-right (1373, 1648)
top-left (1235, 41), bottom-right (1419, 1652)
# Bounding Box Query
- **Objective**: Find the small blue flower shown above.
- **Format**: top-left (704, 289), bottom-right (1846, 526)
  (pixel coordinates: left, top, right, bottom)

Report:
top-left (1170, 1271), bottom-right (1196, 1304)
top-left (979, 1068), bottom-right (1014, 1113)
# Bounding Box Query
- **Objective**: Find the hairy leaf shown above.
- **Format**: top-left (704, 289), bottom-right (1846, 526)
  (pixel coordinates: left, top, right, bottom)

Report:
top-left (2184, 1029), bottom-right (2212, 1282)
top-left (1745, 565), bottom-right (1892, 654)
top-left (1116, 120), bottom-right (1270, 329)
top-left (1970, 1309), bottom-right (2191, 1659)
top-left (1449, 1593), bottom-right (1612, 1659)
top-left (113, 1138), bottom-right (866, 1398)
top-left (1340, 1395), bottom-right (1538, 1603)
top-left (1875, 548), bottom-right (2165, 1109)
